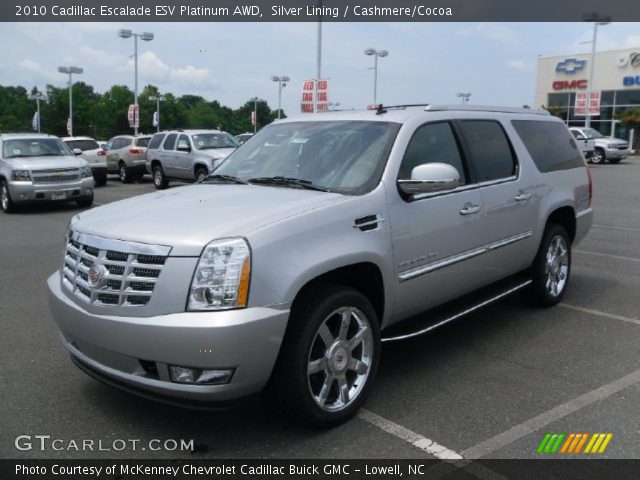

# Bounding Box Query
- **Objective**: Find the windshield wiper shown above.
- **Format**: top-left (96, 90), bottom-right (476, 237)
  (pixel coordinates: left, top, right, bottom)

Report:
top-left (199, 146), bottom-right (233, 150)
top-left (247, 176), bottom-right (331, 192)
top-left (201, 174), bottom-right (248, 185)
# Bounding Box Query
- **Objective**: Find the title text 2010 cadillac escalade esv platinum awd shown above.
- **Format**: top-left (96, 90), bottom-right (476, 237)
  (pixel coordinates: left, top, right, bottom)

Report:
top-left (48, 105), bottom-right (593, 426)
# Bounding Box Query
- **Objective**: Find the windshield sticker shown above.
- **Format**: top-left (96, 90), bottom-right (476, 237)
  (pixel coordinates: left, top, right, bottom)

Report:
top-left (290, 137), bottom-right (309, 144)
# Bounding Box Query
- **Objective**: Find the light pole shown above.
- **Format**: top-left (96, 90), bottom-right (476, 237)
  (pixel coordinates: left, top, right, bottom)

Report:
top-left (271, 75), bottom-right (290, 119)
top-left (57, 66), bottom-right (83, 137)
top-left (149, 94), bottom-right (165, 132)
top-left (27, 91), bottom-right (46, 133)
top-left (457, 92), bottom-right (471, 104)
top-left (118, 29), bottom-right (154, 136)
top-left (582, 13), bottom-right (610, 129)
top-left (364, 48), bottom-right (388, 106)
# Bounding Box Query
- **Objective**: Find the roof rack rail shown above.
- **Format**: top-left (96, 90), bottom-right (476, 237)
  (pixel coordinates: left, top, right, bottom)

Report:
top-left (424, 105), bottom-right (550, 115)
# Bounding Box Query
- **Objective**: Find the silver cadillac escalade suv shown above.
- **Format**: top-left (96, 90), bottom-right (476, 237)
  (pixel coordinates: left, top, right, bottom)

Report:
top-left (48, 105), bottom-right (593, 426)
top-left (1, 133), bottom-right (95, 213)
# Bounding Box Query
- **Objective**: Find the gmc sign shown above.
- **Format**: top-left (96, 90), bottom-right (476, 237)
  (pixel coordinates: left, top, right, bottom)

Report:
top-left (553, 79), bottom-right (588, 90)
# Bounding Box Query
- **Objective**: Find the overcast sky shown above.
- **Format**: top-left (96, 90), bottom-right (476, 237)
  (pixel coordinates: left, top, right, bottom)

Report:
top-left (1, 22), bottom-right (639, 115)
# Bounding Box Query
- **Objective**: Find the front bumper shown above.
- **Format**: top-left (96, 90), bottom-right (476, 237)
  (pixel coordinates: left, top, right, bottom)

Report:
top-left (8, 179), bottom-right (94, 204)
top-left (47, 272), bottom-right (289, 404)
top-left (604, 148), bottom-right (629, 160)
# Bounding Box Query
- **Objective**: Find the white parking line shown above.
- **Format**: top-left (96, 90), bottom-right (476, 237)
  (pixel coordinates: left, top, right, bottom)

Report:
top-left (593, 206), bottom-right (640, 215)
top-left (592, 224), bottom-right (640, 233)
top-left (574, 249), bottom-right (640, 263)
top-left (461, 368), bottom-right (640, 458)
top-left (358, 408), bottom-right (463, 460)
top-left (559, 303), bottom-right (640, 327)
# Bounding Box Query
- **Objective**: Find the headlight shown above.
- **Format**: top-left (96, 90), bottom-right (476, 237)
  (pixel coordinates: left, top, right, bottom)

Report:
top-left (80, 166), bottom-right (93, 178)
top-left (11, 170), bottom-right (31, 181)
top-left (188, 238), bottom-right (251, 311)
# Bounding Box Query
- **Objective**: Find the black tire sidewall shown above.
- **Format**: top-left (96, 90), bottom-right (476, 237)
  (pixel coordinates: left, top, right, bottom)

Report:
top-left (153, 166), bottom-right (167, 189)
top-left (273, 285), bottom-right (381, 427)
top-left (529, 224), bottom-right (571, 306)
top-left (1, 180), bottom-right (15, 213)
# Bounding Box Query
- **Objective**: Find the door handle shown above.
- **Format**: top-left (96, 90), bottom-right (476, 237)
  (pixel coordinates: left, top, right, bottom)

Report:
top-left (515, 193), bottom-right (532, 202)
top-left (459, 204), bottom-right (481, 215)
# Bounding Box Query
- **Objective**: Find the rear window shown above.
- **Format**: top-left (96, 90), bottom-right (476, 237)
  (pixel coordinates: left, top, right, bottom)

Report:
top-left (135, 137), bottom-right (150, 147)
top-left (458, 120), bottom-right (516, 182)
top-left (65, 139), bottom-right (99, 151)
top-left (512, 120), bottom-right (584, 173)
top-left (148, 134), bottom-right (165, 149)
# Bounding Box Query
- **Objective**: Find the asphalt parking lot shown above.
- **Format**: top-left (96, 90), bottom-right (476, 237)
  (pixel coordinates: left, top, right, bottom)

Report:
top-left (1, 159), bottom-right (639, 461)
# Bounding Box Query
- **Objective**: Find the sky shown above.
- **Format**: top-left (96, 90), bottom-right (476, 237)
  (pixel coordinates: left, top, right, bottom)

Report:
top-left (1, 21), bottom-right (640, 116)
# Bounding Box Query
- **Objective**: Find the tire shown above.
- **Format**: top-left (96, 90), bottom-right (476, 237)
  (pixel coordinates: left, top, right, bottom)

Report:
top-left (591, 148), bottom-right (605, 164)
top-left (76, 194), bottom-right (93, 208)
top-left (95, 175), bottom-right (107, 187)
top-left (152, 165), bottom-right (168, 190)
top-left (524, 224), bottom-right (571, 307)
top-left (195, 167), bottom-right (208, 183)
top-left (1, 180), bottom-right (16, 213)
top-left (271, 284), bottom-right (380, 427)
top-left (119, 162), bottom-right (132, 184)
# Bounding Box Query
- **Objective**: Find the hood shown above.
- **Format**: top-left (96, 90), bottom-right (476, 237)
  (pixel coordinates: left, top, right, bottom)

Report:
top-left (6, 155), bottom-right (88, 170)
top-left (606, 137), bottom-right (629, 145)
top-left (72, 184), bottom-right (346, 256)
top-left (196, 147), bottom-right (236, 159)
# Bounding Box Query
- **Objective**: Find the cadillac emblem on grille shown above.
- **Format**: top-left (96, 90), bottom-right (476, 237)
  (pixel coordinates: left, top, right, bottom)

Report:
top-left (88, 262), bottom-right (108, 288)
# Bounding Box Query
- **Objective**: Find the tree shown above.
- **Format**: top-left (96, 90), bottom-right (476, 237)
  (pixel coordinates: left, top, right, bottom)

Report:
top-left (616, 109), bottom-right (640, 150)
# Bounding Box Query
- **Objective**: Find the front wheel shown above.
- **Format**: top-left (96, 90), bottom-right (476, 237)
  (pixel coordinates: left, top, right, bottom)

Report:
top-left (272, 285), bottom-right (380, 427)
top-left (591, 148), bottom-right (605, 164)
top-left (1, 180), bottom-right (16, 213)
top-left (76, 194), bottom-right (93, 208)
top-left (525, 224), bottom-right (571, 307)
top-left (195, 167), bottom-right (208, 183)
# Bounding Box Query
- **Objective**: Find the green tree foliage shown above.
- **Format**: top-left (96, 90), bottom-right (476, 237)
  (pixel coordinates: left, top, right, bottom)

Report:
top-left (0, 82), bottom-right (285, 139)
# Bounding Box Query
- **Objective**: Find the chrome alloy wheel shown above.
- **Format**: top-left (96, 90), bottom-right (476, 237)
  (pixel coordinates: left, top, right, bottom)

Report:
top-left (1, 184), bottom-right (8, 211)
top-left (307, 306), bottom-right (373, 412)
top-left (119, 164), bottom-right (127, 182)
top-left (154, 169), bottom-right (162, 187)
top-left (545, 235), bottom-right (569, 297)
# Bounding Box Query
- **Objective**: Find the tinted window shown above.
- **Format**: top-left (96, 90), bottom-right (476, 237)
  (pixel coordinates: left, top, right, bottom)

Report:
top-left (148, 134), bottom-right (165, 149)
top-left (398, 122), bottom-right (466, 184)
top-left (459, 120), bottom-right (516, 182)
top-left (135, 137), bottom-right (150, 147)
top-left (65, 139), bottom-right (99, 151)
top-left (512, 120), bottom-right (584, 173)
top-left (163, 134), bottom-right (177, 150)
top-left (177, 134), bottom-right (190, 149)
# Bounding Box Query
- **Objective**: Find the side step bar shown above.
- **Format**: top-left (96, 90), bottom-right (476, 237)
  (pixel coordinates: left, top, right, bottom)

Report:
top-left (381, 278), bottom-right (532, 343)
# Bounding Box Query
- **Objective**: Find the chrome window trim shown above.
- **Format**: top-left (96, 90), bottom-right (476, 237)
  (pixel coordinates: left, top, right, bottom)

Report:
top-left (410, 175), bottom-right (518, 201)
top-left (70, 231), bottom-right (172, 256)
top-left (398, 231), bottom-right (533, 282)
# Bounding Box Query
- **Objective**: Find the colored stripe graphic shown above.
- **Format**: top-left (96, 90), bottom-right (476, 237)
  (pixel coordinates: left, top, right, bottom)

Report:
top-left (539, 433), bottom-right (613, 454)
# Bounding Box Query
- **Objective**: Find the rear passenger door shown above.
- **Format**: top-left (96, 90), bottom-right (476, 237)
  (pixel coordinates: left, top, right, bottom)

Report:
top-left (161, 133), bottom-right (178, 177)
top-left (455, 118), bottom-right (538, 280)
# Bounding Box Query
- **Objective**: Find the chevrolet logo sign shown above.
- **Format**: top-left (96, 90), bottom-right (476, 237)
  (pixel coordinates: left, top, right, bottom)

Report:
top-left (556, 58), bottom-right (587, 74)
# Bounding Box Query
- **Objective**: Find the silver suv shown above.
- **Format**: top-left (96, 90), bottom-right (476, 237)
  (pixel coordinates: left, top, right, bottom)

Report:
top-left (145, 129), bottom-right (239, 189)
top-left (48, 106), bottom-right (592, 426)
top-left (1, 133), bottom-right (94, 213)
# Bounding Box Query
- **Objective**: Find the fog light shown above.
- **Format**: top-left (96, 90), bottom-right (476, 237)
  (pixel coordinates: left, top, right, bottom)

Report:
top-left (169, 366), bottom-right (233, 385)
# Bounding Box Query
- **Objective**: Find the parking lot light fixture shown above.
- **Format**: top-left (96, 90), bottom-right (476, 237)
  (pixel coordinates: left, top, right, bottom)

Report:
top-left (364, 48), bottom-right (388, 106)
top-left (457, 92), bottom-right (471, 104)
top-left (582, 13), bottom-right (611, 129)
top-left (271, 76), bottom-right (290, 120)
top-left (57, 66), bottom-right (83, 137)
top-left (149, 95), bottom-right (166, 132)
top-left (118, 29), bottom-right (154, 136)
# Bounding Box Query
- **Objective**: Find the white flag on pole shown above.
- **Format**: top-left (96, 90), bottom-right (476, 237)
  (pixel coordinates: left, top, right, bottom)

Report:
top-left (32, 112), bottom-right (39, 132)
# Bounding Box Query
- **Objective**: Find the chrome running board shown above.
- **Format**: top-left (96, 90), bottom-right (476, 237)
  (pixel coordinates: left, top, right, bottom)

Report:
top-left (381, 279), bottom-right (532, 343)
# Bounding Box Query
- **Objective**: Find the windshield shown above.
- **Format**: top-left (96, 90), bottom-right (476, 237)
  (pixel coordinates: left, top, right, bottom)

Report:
top-left (215, 120), bottom-right (400, 195)
top-left (2, 138), bottom-right (72, 159)
top-left (583, 128), bottom-right (604, 139)
top-left (64, 139), bottom-right (99, 151)
top-left (192, 133), bottom-right (239, 149)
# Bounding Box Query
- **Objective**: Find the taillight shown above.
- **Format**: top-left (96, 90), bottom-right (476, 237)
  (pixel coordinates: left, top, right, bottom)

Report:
top-left (586, 166), bottom-right (593, 207)
top-left (129, 148), bottom-right (143, 154)
top-left (97, 149), bottom-right (106, 156)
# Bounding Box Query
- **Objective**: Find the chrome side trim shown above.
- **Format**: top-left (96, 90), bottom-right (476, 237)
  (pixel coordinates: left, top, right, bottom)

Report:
top-left (398, 231), bottom-right (532, 282)
top-left (381, 280), bottom-right (532, 342)
top-left (70, 231), bottom-right (172, 256)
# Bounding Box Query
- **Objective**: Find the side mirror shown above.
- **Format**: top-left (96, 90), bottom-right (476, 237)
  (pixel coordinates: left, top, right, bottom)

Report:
top-left (73, 148), bottom-right (83, 156)
top-left (575, 134), bottom-right (585, 140)
top-left (397, 162), bottom-right (460, 195)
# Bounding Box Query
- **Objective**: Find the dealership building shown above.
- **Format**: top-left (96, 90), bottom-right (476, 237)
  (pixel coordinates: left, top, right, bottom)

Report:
top-left (535, 47), bottom-right (640, 146)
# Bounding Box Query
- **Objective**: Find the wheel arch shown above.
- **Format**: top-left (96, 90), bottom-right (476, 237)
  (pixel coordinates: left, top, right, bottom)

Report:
top-left (545, 206), bottom-right (576, 243)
